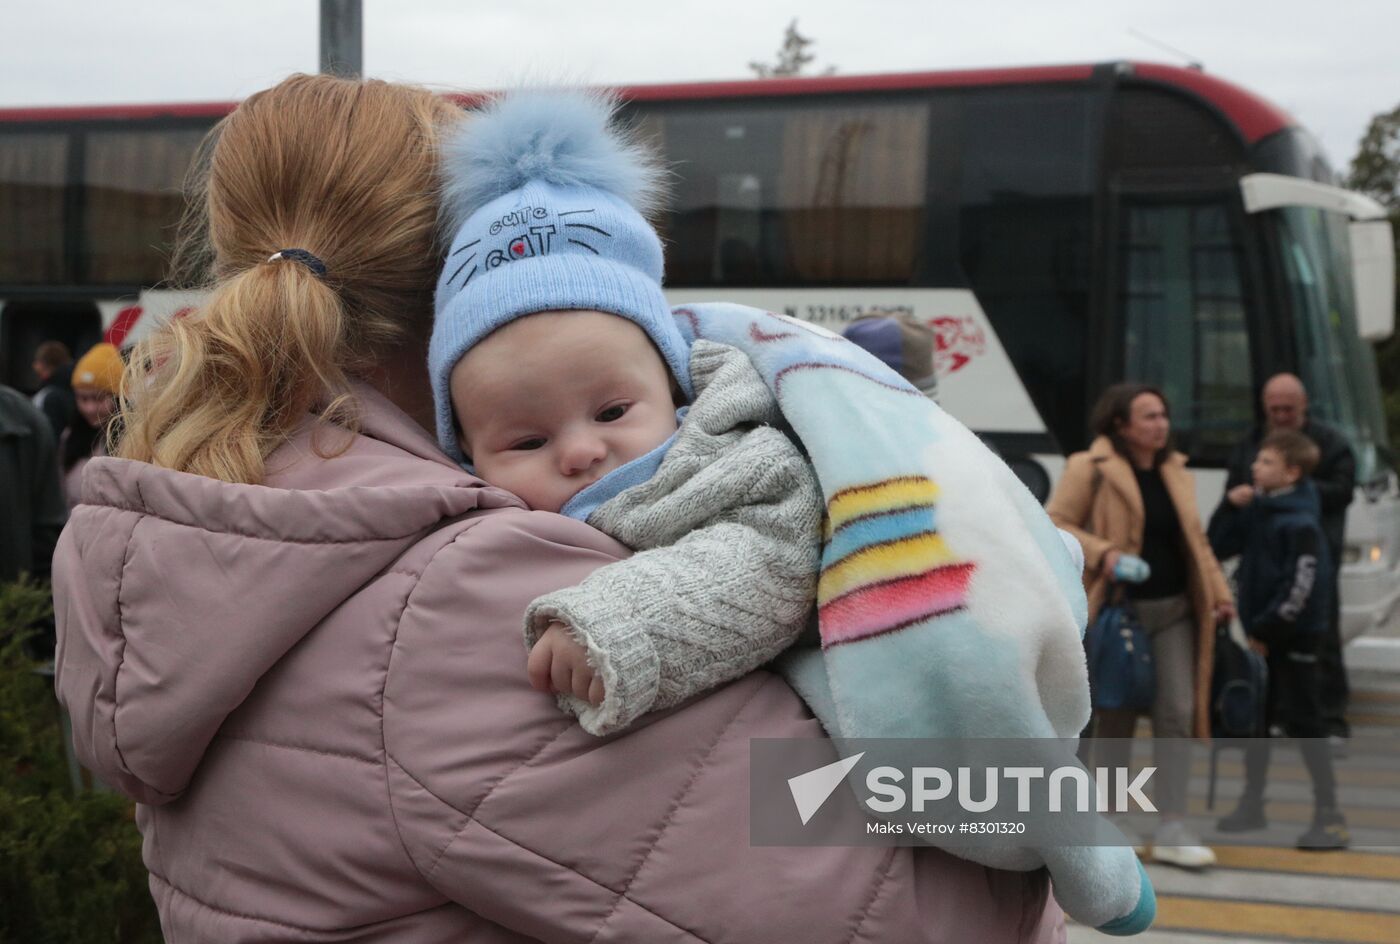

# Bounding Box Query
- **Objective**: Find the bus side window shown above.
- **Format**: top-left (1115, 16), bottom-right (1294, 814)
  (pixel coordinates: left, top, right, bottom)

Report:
top-left (82, 129), bottom-right (205, 285)
top-left (777, 103), bottom-right (927, 284)
top-left (631, 99), bottom-right (929, 288)
top-left (0, 131), bottom-right (70, 285)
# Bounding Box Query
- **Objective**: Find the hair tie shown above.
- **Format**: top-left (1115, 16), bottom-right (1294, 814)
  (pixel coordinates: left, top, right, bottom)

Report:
top-left (266, 248), bottom-right (327, 278)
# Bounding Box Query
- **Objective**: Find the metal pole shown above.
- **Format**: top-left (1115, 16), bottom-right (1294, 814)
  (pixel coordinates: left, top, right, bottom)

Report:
top-left (319, 0), bottom-right (363, 78)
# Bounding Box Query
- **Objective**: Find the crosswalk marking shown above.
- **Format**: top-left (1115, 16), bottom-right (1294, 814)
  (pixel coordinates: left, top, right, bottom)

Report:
top-left (1200, 761), bottom-right (1400, 790)
top-left (1146, 866), bottom-right (1399, 913)
top-left (1184, 797), bottom-right (1400, 829)
top-left (1351, 689), bottom-right (1400, 705)
top-left (1153, 896), bottom-right (1400, 943)
top-left (1209, 845), bottom-right (1400, 881)
top-left (1069, 667), bottom-right (1399, 942)
top-left (1346, 711), bottom-right (1400, 727)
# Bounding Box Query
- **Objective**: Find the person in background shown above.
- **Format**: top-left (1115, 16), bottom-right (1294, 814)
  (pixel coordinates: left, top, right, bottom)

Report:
top-left (1208, 429), bottom-right (1348, 849)
top-left (1210, 373), bottom-right (1354, 746)
top-left (30, 340), bottom-right (76, 440)
top-left (1048, 383), bottom-right (1234, 869)
top-left (59, 342), bottom-right (123, 508)
top-left (0, 384), bottom-right (66, 583)
top-left (841, 311), bottom-right (939, 400)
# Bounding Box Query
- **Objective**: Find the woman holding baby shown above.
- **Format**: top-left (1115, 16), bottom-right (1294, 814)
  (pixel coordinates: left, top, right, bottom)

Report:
top-left (52, 74), bottom-right (1063, 941)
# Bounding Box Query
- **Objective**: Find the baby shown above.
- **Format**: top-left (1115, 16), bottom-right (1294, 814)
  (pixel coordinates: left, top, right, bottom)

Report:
top-left (428, 90), bottom-right (823, 735)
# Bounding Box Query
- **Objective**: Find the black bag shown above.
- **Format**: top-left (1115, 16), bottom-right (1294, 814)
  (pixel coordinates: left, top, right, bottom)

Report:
top-left (1209, 622), bottom-right (1268, 739)
top-left (1206, 622), bottom-right (1268, 809)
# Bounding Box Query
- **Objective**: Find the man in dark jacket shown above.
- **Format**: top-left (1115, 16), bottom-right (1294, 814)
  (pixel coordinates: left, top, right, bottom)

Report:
top-left (1208, 430), bottom-right (1347, 849)
top-left (30, 340), bottom-right (76, 440)
top-left (1, 384), bottom-right (67, 583)
top-left (1210, 373), bottom-right (1355, 740)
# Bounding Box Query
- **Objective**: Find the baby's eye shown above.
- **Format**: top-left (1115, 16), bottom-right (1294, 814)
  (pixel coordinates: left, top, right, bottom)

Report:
top-left (597, 404), bottom-right (629, 423)
top-left (511, 437), bottom-right (547, 451)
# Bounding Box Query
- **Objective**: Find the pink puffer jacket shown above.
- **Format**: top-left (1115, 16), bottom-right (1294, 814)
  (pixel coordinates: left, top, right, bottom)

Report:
top-left (53, 384), bottom-right (1065, 943)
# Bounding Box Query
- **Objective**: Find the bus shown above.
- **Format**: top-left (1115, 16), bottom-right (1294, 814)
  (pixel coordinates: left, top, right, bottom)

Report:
top-left (1, 62), bottom-right (1396, 653)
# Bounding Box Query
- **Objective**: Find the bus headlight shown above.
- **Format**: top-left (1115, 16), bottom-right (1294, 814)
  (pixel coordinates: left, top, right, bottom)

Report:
top-left (1345, 544), bottom-right (1385, 564)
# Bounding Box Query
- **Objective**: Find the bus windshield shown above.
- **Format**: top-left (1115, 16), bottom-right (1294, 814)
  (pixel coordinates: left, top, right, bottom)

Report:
top-left (1274, 205), bottom-right (1391, 485)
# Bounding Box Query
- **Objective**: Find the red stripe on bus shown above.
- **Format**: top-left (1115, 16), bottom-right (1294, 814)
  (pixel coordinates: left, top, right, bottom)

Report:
top-left (0, 62), bottom-right (1291, 144)
top-left (0, 101), bottom-right (238, 122)
top-left (618, 65), bottom-right (1097, 102)
top-left (0, 68), bottom-right (1095, 122)
top-left (1129, 63), bottom-right (1295, 143)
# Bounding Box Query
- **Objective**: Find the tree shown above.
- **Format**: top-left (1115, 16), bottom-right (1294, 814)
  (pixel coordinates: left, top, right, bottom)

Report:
top-left (1346, 105), bottom-right (1400, 450)
top-left (1349, 105), bottom-right (1400, 211)
top-left (749, 19), bottom-right (836, 78)
top-left (0, 578), bottom-right (160, 943)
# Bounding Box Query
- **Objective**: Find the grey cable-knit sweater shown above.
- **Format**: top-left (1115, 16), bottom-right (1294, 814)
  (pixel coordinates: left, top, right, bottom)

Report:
top-left (524, 340), bottom-right (823, 735)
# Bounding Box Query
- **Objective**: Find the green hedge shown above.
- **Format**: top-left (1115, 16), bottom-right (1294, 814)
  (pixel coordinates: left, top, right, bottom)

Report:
top-left (1, 579), bottom-right (161, 944)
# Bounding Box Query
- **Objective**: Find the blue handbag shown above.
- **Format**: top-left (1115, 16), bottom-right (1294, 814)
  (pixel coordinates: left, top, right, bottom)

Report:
top-left (1085, 590), bottom-right (1156, 712)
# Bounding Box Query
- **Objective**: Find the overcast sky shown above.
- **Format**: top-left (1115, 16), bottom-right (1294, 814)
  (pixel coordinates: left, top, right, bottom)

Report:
top-left (5, 0), bottom-right (1397, 170)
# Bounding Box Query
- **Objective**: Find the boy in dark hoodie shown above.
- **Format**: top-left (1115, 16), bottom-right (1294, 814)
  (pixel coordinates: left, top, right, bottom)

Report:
top-left (1207, 429), bottom-right (1348, 849)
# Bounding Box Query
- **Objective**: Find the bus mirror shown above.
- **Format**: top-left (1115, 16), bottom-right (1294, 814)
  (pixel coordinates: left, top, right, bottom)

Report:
top-left (1351, 219), bottom-right (1395, 342)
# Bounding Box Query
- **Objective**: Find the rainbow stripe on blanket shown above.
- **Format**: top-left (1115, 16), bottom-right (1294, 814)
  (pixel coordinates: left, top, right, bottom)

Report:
top-left (817, 476), bottom-right (976, 647)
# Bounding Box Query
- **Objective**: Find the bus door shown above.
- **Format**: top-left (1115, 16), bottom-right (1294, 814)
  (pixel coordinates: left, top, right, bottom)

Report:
top-left (1113, 196), bottom-right (1258, 457)
top-left (1108, 194), bottom-right (1260, 518)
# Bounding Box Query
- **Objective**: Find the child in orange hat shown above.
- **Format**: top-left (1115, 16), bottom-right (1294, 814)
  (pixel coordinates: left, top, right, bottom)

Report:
top-left (61, 343), bottom-right (123, 507)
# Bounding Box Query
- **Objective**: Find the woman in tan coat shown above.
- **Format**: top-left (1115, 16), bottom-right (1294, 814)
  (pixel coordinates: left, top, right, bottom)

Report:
top-left (1048, 383), bottom-right (1234, 869)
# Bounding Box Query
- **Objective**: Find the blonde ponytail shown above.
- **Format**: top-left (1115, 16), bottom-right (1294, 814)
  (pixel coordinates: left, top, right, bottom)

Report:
top-left (117, 74), bottom-right (461, 484)
top-left (120, 261), bottom-right (354, 482)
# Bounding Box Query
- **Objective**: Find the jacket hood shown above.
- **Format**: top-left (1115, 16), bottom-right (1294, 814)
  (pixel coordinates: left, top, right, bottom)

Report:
top-left (54, 385), bottom-right (521, 803)
top-left (1257, 478), bottom-right (1321, 517)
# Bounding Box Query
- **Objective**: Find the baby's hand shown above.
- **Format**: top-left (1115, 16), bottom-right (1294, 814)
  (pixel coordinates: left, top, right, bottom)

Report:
top-left (528, 622), bottom-right (605, 706)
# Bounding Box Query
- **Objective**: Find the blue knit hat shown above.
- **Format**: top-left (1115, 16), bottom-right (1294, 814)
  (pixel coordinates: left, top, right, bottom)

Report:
top-left (429, 90), bottom-right (691, 464)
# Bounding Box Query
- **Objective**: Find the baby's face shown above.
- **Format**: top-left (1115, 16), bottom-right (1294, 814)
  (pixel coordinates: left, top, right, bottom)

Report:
top-left (451, 310), bottom-right (680, 513)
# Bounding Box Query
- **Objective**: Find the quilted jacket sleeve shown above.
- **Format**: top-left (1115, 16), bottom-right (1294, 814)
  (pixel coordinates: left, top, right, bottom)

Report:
top-left (383, 510), bottom-right (1064, 944)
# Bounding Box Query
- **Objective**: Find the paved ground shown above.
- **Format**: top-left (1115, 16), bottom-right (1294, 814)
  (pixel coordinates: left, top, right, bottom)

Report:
top-left (1067, 665), bottom-right (1400, 944)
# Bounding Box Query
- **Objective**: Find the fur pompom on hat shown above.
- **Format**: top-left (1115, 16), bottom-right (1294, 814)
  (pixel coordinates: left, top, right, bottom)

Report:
top-left (71, 342), bottom-right (123, 396)
top-left (429, 89), bottom-right (689, 464)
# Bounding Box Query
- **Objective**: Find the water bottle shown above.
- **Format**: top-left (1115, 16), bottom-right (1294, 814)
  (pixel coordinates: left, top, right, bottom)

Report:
top-left (1112, 553), bottom-right (1152, 584)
